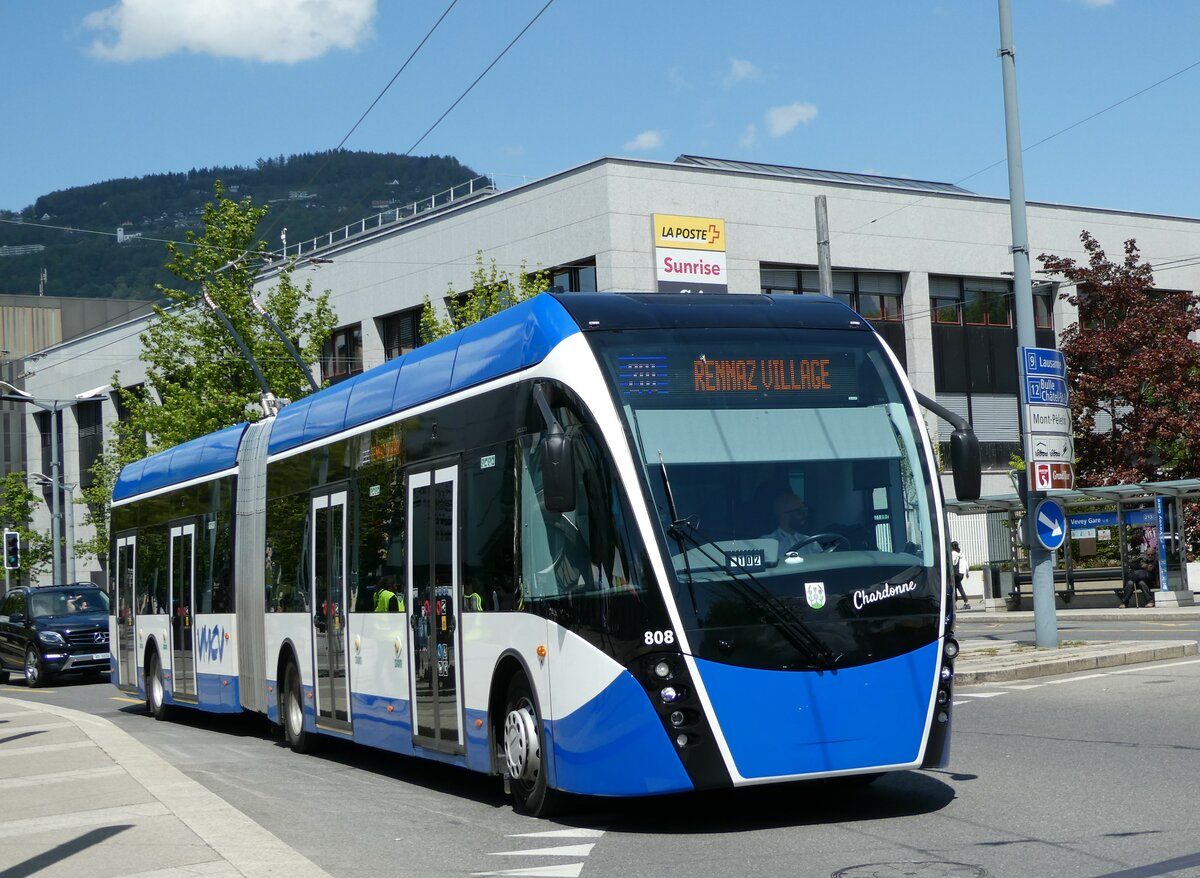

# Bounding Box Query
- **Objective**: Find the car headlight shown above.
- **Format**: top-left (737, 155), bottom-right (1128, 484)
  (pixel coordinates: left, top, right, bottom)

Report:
top-left (37, 630), bottom-right (66, 646)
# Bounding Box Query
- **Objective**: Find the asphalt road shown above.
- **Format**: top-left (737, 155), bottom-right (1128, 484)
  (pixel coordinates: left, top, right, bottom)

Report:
top-left (5, 647), bottom-right (1200, 877)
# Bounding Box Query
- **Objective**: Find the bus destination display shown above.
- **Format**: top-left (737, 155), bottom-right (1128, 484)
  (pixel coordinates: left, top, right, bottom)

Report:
top-left (617, 350), bottom-right (857, 399)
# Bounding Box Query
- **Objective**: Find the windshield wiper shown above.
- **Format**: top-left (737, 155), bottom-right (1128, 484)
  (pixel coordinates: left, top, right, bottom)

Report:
top-left (659, 451), bottom-right (700, 618)
top-left (668, 516), bottom-right (841, 670)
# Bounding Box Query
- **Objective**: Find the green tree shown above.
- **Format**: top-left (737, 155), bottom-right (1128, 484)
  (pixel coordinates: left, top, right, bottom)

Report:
top-left (1038, 232), bottom-right (1200, 485)
top-left (76, 182), bottom-right (337, 568)
top-left (420, 251), bottom-right (551, 342)
top-left (0, 473), bottom-right (53, 580)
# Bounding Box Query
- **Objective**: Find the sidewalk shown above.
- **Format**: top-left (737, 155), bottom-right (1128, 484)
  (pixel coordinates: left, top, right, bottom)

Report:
top-left (954, 604), bottom-right (1200, 685)
top-left (0, 695), bottom-right (330, 878)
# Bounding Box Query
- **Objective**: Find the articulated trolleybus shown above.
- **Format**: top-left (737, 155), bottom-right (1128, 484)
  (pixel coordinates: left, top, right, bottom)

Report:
top-left (110, 292), bottom-right (980, 815)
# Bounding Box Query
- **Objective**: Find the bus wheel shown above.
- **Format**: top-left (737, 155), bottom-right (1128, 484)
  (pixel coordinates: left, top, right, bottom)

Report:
top-left (146, 651), bottom-right (169, 720)
top-left (281, 662), bottom-right (312, 754)
top-left (503, 674), bottom-right (560, 817)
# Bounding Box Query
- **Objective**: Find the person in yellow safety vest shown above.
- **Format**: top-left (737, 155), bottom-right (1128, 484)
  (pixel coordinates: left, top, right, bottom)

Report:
top-left (374, 576), bottom-right (404, 613)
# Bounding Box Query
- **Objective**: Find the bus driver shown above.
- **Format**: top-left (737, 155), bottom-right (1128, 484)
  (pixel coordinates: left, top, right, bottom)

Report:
top-left (761, 492), bottom-right (824, 555)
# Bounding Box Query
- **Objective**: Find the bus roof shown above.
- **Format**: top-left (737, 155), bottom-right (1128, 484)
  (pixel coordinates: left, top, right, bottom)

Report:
top-left (552, 292), bottom-right (869, 332)
top-left (112, 293), bottom-right (869, 502)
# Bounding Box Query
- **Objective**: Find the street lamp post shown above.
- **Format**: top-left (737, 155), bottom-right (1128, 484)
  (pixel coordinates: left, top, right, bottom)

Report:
top-left (30, 473), bottom-right (75, 583)
top-left (0, 381), bottom-right (106, 584)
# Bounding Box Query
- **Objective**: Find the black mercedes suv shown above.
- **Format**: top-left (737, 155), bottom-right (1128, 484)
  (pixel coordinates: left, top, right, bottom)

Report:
top-left (0, 585), bottom-right (111, 687)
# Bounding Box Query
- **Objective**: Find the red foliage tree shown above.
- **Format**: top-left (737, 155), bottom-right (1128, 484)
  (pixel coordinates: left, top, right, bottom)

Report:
top-left (1038, 232), bottom-right (1200, 486)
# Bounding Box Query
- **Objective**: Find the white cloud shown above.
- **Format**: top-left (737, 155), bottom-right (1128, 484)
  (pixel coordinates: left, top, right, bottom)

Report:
top-left (623, 130), bottom-right (663, 151)
top-left (737, 123), bottom-right (757, 149)
top-left (725, 57), bottom-right (760, 87)
top-left (84, 0), bottom-right (377, 64)
top-left (765, 102), bottom-right (818, 137)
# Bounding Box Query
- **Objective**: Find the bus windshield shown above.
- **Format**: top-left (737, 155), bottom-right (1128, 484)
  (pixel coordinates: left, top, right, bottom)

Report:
top-left (589, 325), bottom-right (942, 670)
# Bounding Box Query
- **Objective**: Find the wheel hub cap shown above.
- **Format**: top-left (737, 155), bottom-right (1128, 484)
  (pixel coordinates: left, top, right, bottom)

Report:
top-left (504, 704), bottom-right (540, 782)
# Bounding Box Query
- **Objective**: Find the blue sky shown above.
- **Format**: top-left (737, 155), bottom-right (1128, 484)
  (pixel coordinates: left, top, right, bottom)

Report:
top-left (3, 0), bottom-right (1199, 222)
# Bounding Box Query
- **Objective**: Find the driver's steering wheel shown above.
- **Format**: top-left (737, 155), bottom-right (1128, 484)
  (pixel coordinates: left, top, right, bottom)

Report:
top-left (802, 532), bottom-right (850, 552)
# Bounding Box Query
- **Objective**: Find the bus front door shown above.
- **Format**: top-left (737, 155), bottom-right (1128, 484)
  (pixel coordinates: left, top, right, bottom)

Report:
top-left (169, 523), bottom-right (197, 701)
top-left (114, 533), bottom-right (137, 691)
top-left (311, 491), bottom-right (351, 729)
top-left (407, 465), bottom-right (463, 753)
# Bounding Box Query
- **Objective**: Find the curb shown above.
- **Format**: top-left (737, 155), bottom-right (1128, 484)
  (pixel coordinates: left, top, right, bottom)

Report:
top-left (955, 640), bottom-right (1199, 685)
top-left (0, 696), bottom-right (331, 878)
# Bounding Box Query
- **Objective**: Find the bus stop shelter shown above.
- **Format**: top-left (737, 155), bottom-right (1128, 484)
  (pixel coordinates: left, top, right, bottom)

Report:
top-left (945, 478), bottom-right (1200, 609)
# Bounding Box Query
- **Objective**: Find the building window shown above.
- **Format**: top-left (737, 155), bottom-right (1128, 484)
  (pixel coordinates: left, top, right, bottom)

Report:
top-left (378, 308), bottom-right (421, 361)
top-left (930, 276), bottom-right (1012, 327)
top-left (549, 260), bottom-right (597, 293)
top-left (321, 324), bottom-right (363, 383)
top-left (1034, 289), bottom-right (1054, 330)
top-left (76, 400), bottom-right (102, 489)
top-left (760, 266), bottom-right (903, 321)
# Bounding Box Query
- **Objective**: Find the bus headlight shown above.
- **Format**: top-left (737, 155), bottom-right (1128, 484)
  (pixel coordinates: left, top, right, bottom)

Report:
top-left (660, 686), bottom-right (680, 703)
top-left (653, 660), bottom-right (672, 679)
top-left (940, 664), bottom-right (953, 682)
top-left (943, 638), bottom-right (960, 660)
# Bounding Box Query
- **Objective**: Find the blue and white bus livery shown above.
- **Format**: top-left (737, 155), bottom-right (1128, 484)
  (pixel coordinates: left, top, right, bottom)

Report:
top-left (109, 292), bottom-right (979, 816)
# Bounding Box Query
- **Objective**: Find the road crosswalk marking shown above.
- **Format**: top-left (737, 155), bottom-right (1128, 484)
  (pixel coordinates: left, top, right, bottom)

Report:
top-left (473, 828), bottom-right (605, 877)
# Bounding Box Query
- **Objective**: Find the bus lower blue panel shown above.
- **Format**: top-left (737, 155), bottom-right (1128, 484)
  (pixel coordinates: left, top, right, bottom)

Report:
top-left (195, 673), bottom-right (242, 713)
top-left (546, 670), bottom-right (693, 797)
top-left (694, 641), bottom-right (939, 779)
top-left (351, 692), bottom-right (415, 755)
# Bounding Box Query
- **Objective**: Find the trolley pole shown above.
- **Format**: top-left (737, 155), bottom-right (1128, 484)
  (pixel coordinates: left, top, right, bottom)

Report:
top-left (998, 0), bottom-right (1058, 647)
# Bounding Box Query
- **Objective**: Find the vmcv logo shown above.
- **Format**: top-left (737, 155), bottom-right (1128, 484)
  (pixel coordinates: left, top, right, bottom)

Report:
top-left (196, 624), bottom-right (226, 664)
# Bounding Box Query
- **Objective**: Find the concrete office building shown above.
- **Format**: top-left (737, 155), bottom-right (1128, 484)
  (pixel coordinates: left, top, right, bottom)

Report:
top-left (14, 155), bottom-right (1200, 585)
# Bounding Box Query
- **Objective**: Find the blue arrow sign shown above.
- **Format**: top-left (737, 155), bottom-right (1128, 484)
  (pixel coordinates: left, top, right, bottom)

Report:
top-left (1022, 346), bottom-right (1067, 378)
top-left (1035, 499), bottom-right (1067, 551)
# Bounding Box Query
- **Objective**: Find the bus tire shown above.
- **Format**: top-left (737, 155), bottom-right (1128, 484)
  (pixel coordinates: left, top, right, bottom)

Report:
top-left (146, 651), bottom-right (169, 720)
top-left (281, 662), bottom-right (312, 754)
top-left (503, 674), bottom-right (560, 817)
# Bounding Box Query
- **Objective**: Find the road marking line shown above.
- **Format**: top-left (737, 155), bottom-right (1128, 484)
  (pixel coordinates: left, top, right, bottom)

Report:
top-left (472, 866), bottom-right (584, 878)
top-left (510, 829), bottom-right (605, 839)
top-left (956, 692), bottom-right (1005, 698)
top-left (0, 740), bottom-right (92, 757)
top-left (492, 844), bottom-right (595, 857)
top-left (112, 696), bottom-right (144, 704)
top-left (0, 765), bottom-right (124, 789)
top-left (0, 802), bottom-right (169, 839)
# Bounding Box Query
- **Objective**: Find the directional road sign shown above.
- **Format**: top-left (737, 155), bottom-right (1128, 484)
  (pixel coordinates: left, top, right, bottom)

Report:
top-left (1034, 498), bottom-right (1067, 551)
top-left (1022, 346), bottom-right (1067, 378)
top-left (1024, 375), bottom-right (1069, 407)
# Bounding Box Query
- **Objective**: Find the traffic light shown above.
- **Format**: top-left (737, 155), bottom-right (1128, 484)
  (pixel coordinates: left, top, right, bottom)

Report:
top-left (3, 531), bottom-right (19, 570)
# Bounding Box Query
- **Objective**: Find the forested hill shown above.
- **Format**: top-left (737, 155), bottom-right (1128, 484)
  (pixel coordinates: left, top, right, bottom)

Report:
top-left (0, 151), bottom-right (481, 299)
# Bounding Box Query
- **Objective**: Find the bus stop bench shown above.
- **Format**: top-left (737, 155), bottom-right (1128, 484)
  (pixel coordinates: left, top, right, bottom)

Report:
top-left (1010, 567), bottom-right (1125, 608)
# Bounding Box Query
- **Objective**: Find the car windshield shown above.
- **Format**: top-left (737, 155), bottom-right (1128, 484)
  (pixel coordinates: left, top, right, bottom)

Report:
top-left (30, 588), bottom-right (110, 617)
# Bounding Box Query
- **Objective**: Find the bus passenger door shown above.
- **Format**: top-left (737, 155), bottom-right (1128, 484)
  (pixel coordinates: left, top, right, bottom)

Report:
top-left (114, 533), bottom-right (138, 691)
top-left (311, 491), bottom-right (351, 729)
top-left (407, 465), bottom-right (463, 753)
top-left (169, 523), bottom-right (197, 701)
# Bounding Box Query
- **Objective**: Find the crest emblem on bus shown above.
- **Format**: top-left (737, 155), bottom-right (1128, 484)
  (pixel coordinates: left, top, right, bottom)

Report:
top-left (805, 582), bottom-right (826, 610)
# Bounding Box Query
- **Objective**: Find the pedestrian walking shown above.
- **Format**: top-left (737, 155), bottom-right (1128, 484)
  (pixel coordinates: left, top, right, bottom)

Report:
top-left (951, 541), bottom-right (970, 609)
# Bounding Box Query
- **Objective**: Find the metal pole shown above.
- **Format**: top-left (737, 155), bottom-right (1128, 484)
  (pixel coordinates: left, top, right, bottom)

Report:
top-left (48, 403), bottom-right (62, 584)
top-left (999, 0), bottom-right (1057, 647)
top-left (65, 483), bottom-right (75, 583)
top-left (815, 195), bottom-right (833, 297)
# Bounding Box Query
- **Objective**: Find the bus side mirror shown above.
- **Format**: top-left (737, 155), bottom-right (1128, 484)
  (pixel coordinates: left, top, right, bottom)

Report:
top-left (541, 428), bottom-right (577, 513)
top-left (950, 428), bottom-right (981, 501)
